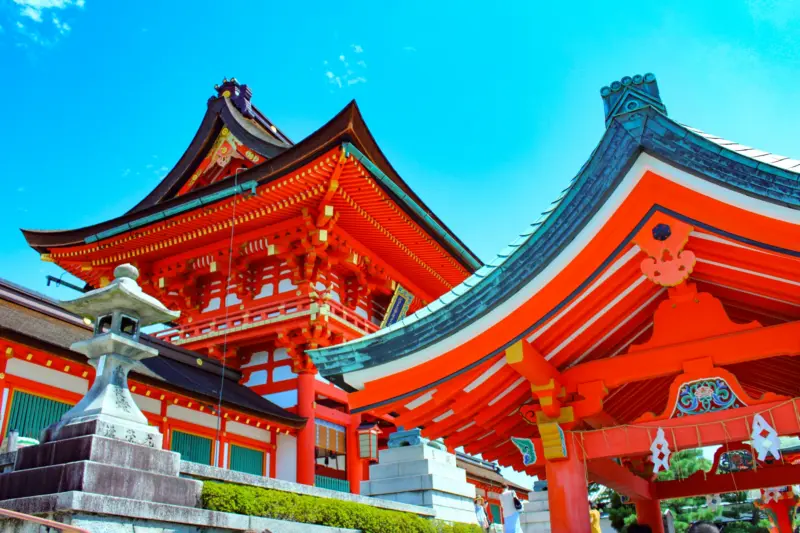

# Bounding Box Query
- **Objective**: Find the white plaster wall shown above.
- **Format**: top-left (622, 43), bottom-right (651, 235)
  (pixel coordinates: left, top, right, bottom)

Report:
top-left (6, 359), bottom-right (88, 395)
top-left (276, 433), bottom-right (297, 482)
top-left (167, 405), bottom-right (219, 429)
top-left (244, 369), bottom-right (267, 386)
top-left (227, 421), bottom-right (271, 443)
top-left (242, 351), bottom-right (269, 368)
top-left (132, 393), bottom-right (161, 414)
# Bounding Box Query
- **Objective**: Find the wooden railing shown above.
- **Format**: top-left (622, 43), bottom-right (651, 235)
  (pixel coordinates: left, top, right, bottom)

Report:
top-left (0, 507), bottom-right (90, 533)
top-left (156, 295), bottom-right (379, 345)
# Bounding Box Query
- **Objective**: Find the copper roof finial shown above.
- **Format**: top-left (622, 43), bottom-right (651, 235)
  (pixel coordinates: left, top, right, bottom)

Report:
top-left (600, 73), bottom-right (666, 128)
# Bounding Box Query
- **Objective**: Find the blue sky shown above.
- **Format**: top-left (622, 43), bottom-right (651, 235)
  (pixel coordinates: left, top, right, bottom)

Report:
top-left (2, 0), bottom-right (800, 486)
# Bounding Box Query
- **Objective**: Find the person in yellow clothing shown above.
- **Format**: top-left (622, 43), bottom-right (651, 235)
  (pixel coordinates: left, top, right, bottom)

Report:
top-left (589, 503), bottom-right (602, 533)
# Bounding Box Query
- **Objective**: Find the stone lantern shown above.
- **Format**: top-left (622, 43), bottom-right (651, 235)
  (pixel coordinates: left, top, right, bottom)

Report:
top-left (41, 264), bottom-right (180, 447)
top-left (0, 264), bottom-right (200, 507)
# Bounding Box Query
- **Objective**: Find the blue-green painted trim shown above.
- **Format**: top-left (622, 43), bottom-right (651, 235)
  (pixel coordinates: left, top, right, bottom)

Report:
top-left (342, 142), bottom-right (481, 272)
top-left (84, 181), bottom-right (258, 244)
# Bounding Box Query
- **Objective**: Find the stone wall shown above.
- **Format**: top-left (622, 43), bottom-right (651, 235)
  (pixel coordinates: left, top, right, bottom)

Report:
top-left (0, 491), bottom-right (359, 533)
top-left (520, 490), bottom-right (551, 533)
top-left (362, 443), bottom-right (477, 523)
top-left (180, 460), bottom-right (435, 517)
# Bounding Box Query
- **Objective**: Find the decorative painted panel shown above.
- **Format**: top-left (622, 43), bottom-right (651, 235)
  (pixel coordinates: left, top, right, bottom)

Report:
top-left (171, 430), bottom-right (212, 465)
top-left (6, 390), bottom-right (72, 440)
top-left (672, 378), bottom-right (744, 418)
top-left (230, 444), bottom-right (264, 476)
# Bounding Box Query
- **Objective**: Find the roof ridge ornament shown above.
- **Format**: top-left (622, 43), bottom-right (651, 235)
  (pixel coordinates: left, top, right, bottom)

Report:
top-left (600, 73), bottom-right (667, 128)
top-left (214, 77), bottom-right (254, 119)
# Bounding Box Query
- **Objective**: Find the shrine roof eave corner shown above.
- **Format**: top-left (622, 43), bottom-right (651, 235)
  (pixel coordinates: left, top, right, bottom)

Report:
top-left (21, 100), bottom-right (481, 273)
top-left (308, 106), bottom-right (800, 398)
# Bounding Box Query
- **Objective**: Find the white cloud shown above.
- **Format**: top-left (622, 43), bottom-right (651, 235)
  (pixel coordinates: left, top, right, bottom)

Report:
top-left (11, 0), bottom-right (83, 43)
top-left (17, 187), bottom-right (25, 193)
top-left (52, 15), bottom-right (70, 34)
top-left (325, 48), bottom-right (368, 90)
top-left (121, 169), bottom-right (131, 178)
top-left (403, 46), bottom-right (417, 52)
top-left (20, 6), bottom-right (42, 22)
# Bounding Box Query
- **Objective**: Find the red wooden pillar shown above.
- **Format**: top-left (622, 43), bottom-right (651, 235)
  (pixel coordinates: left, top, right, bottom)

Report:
top-left (635, 499), bottom-right (665, 533)
top-left (296, 371), bottom-right (316, 486)
top-left (347, 413), bottom-right (362, 494)
top-left (545, 434), bottom-right (591, 533)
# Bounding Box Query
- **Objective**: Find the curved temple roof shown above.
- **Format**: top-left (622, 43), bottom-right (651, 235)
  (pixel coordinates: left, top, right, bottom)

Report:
top-left (22, 81), bottom-right (481, 275)
top-left (309, 74), bottom-right (800, 406)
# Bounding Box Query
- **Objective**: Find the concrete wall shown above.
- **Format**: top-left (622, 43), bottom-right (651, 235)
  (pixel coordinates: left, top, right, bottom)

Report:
top-left (276, 433), bottom-right (297, 482)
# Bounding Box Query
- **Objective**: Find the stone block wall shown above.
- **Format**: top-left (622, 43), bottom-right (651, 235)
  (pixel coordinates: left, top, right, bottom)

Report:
top-left (520, 490), bottom-right (551, 533)
top-left (362, 444), bottom-right (477, 523)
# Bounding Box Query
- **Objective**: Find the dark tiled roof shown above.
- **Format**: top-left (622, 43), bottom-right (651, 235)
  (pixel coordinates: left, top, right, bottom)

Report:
top-left (310, 104), bottom-right (800, 398)
top-left (0, 278), bottom-right (305, 428)
top-left (456, 452), bottom-right (529, 493)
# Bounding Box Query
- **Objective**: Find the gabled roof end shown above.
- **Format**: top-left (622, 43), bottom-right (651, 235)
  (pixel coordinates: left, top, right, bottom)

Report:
top-left (601, 73), bottom-right (667, 127)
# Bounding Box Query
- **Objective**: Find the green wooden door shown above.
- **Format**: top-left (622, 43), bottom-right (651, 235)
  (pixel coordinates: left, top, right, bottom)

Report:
top-left (171, 430), bottom-right (212, 465)
top-left (229, 444), bottom-right (264, 476)
top-left (490, 503), bottom-right (502, 524)
top-left (6, 391), bottom-right (72, 440)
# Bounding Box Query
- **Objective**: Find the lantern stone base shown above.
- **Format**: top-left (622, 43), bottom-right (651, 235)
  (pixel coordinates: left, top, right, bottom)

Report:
top-left (0, 434), bottom-right (200, 507)
top-left (362, 443), bottom-right (476, 524)
top-left (520, 489), bottom-right (552, 533)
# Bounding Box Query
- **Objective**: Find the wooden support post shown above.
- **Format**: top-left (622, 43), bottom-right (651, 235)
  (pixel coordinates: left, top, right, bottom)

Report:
top-left (296, 371), bottom-right (316, 486)
top-left (347, 413), bottom-right (362, 494)
top-left (634, 499), bottom-right (665, 533)
top-left (545, 434), bottom-right (591, 533)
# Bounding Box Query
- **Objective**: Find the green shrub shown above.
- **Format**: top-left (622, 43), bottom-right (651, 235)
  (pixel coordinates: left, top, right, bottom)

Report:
top-left (201, 481), bottom-right (483, 533)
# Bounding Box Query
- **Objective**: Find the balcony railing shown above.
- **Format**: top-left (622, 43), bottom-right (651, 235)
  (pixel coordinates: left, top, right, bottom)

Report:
top-left (156, 295), bottom-right (379, 345)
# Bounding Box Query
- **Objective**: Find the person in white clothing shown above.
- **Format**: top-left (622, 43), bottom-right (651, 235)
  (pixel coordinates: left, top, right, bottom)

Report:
top-left (499, 484), bottom-right (523, 533)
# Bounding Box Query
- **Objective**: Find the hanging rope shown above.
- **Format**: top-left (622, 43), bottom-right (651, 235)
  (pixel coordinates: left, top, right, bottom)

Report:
top-left (214, 167), bottom-right (245, 449)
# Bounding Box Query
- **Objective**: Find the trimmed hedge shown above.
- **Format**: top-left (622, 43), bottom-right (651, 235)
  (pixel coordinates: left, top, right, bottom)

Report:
top-left (201, 481), bottom-right (483, 533)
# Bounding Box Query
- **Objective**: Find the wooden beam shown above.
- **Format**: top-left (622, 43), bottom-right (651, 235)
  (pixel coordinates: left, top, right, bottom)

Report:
top-left (588, 459), bottom-right (652, 501)
top-left (315, 404), bottom-right (352, 426)
top-left (506, 340), bottom-right (561, 386)
top-left (563, 321), bottom-right (800, 390)
top-left (655, 464), bottom-right (800, 500)
top-left (578, 399), bottom-right (800, 460)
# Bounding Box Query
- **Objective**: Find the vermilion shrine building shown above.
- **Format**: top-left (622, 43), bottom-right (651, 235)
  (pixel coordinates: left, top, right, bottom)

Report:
top-left (312, 74), bottom-right (800, 533)
top-left (11, 79), bottom-right (526, 496)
